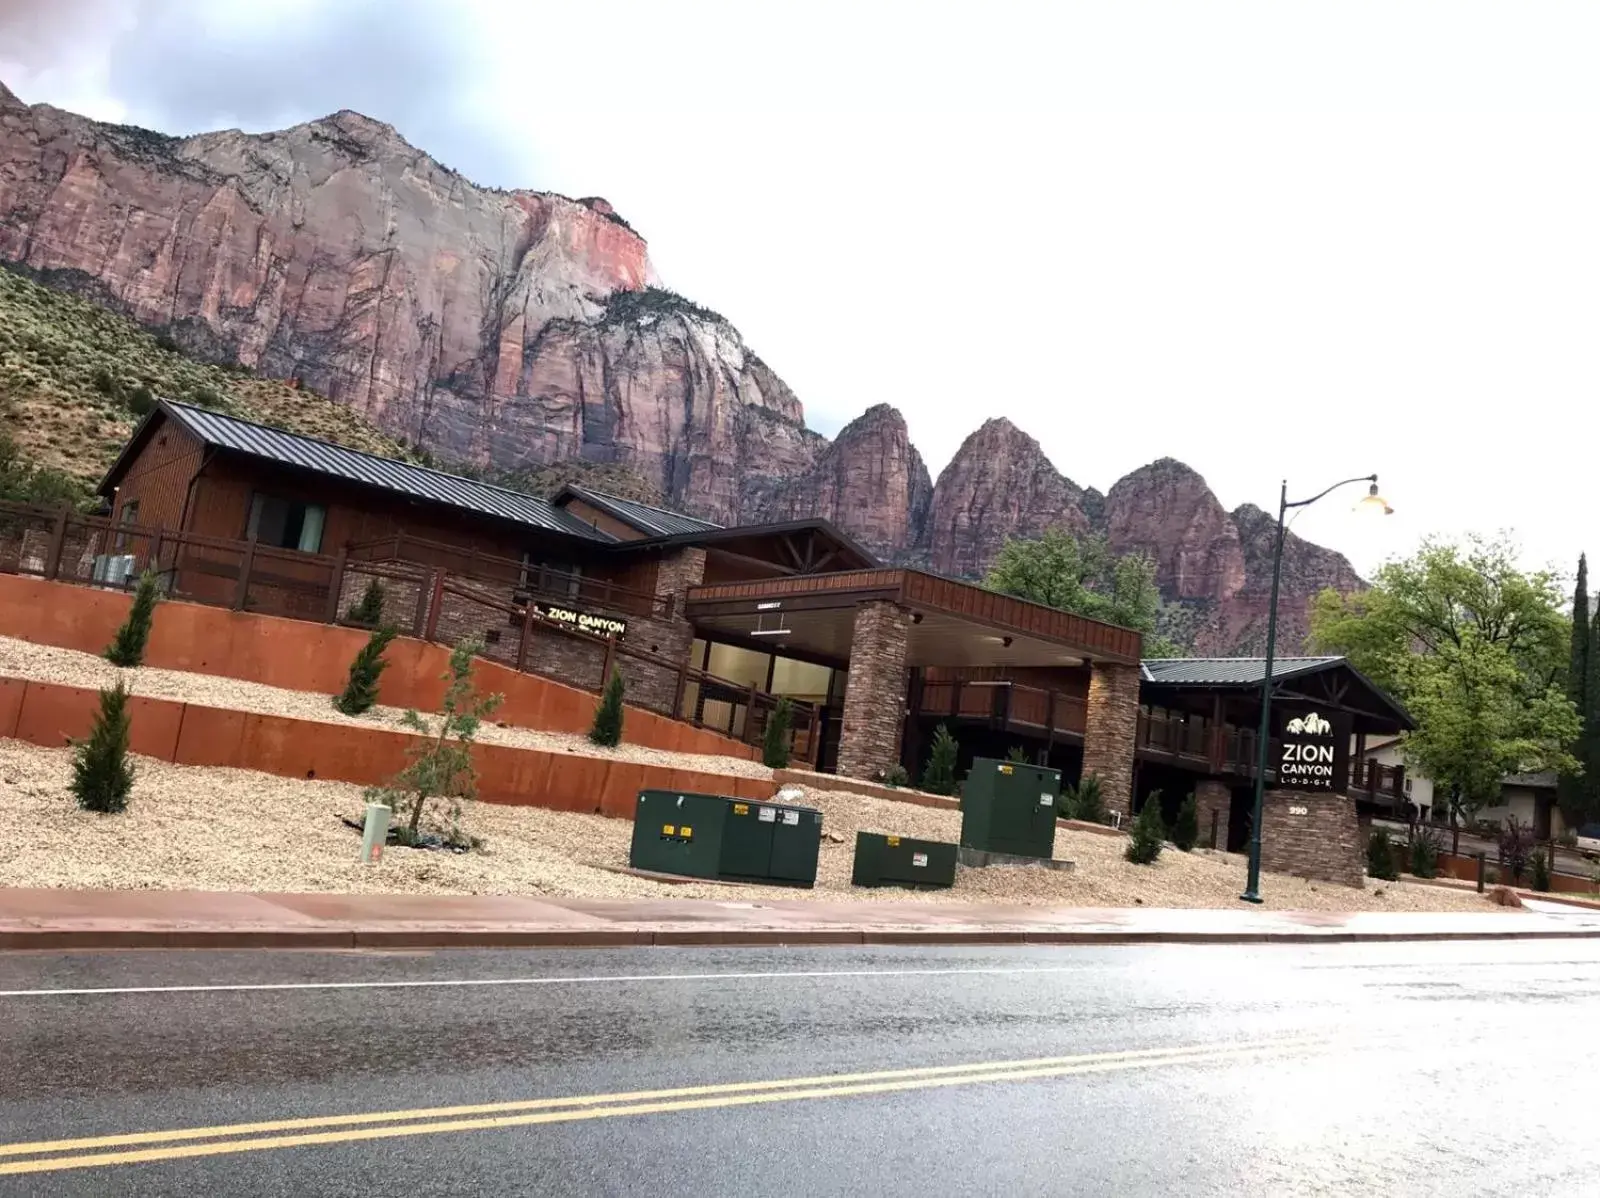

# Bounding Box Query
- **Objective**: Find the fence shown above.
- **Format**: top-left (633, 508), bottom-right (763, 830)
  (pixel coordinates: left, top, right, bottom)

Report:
top-left (0, 501), bottom-right (820, 764)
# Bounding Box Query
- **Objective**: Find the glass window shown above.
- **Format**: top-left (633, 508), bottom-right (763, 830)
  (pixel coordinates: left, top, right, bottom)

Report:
top-left (115, 500), bottom-right (140, 550)
top-left (770, 657), bottom-right (832, 703)
top-left (247, 494), bottom-right (326, 553)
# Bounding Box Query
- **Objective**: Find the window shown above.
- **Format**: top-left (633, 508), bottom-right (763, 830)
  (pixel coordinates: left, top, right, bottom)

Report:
top-left (115, 500), bottom-right (139, 550)
top-left (247, 494), bottom-right (325, 553)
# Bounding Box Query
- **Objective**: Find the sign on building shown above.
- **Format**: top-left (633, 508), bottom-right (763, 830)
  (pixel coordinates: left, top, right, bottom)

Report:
top-left (533, 601), bottom-right (628, 638)
top-left (1277, 708), bottom-right (1349, 793)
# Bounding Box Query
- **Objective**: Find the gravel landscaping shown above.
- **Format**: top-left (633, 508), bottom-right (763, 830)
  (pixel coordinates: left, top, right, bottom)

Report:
top-left (0, 634), bottom-right (772, 779)
top-left (0, 740), bottom-right (1505, 912)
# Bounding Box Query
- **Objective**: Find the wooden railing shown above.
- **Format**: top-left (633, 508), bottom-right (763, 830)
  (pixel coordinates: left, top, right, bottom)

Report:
top-left (916, 679), bottom-right (1088, 738)
top-left (1351, 758), bottom-right (1407, 802)
top-left (0, 501), bottom-right (818, 763)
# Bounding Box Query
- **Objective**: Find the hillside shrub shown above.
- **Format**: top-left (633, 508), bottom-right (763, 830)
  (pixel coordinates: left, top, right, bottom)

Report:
top-left (71, 680), bottom-right (134, 813)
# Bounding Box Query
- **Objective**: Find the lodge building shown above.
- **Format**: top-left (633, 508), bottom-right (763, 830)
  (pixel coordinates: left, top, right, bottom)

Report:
top-left (1, 401), bottom-right (1413, 884)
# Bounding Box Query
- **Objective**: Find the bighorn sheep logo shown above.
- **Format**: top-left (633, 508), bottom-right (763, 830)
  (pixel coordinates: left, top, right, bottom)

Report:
top-left (1286, 713), bottom-right (1332, 735)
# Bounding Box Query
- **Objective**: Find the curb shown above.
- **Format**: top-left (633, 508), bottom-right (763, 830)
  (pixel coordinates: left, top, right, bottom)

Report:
top-left (5, 925), bottom-right (1600, 952)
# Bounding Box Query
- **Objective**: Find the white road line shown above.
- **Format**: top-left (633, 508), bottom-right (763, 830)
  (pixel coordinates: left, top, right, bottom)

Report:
top-left (0, 964), bottom-right (1097, 999)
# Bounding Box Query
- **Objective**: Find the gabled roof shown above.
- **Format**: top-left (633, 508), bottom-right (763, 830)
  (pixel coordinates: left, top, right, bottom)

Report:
top-left (553, 483), bottom-right (722, 538)
top-left (102, 401), bottom-right (613, 542)
top-left (1140, 657), bottom-right (1343, 686)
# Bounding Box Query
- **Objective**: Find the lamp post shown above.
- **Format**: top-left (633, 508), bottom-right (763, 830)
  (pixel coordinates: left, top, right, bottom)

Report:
top-left (1240, 475), bottom-right (1392, 904)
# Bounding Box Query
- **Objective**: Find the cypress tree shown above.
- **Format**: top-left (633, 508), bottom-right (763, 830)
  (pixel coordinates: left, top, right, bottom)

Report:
top-left (334, 626), bottom-right (397, 716)
top-left (921, 724), bottom-right (959, 795)
top-left (1587, 595), bottom-right (1600, 821)
top-left (71, 680), bottom-right (134, 813)
top-left (588, 668), bottom-right (626, 747)
top-left (762, 697), bottom-right (792, 769)
top-left (1559, 556), bottom-right (1591, 824)
top-left (104, 570), bottom-right (161, 667)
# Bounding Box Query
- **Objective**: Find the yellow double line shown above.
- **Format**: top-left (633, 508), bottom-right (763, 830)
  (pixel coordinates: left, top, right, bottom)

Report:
top-left (0, 1036), bottom-right (1331, 1176)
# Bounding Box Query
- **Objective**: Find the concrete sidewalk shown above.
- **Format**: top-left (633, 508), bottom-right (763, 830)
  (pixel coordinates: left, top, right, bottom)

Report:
top-left (5, 888), bottom-right (1600, 950)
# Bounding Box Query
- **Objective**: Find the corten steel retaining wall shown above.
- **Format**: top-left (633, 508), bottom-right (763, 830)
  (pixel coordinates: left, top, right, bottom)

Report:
top-left (0, 574), bottom-right (759, 762)
top-left (0, 676), bottom-right (776, 817)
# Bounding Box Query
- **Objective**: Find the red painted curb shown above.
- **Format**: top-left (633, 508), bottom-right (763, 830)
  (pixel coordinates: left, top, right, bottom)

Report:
top-left (3, 926), bottom-right (1599, 952)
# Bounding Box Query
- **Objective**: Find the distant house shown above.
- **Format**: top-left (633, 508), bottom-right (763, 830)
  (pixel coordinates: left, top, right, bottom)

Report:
top-left (1361, 734), bottom-right (1564, 840)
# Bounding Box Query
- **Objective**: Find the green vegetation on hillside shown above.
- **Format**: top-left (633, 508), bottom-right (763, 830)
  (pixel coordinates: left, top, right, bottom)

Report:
top-left (600, 287), bottom-right (725, 329)
top-left (0, 263), bottom-right (410, 504)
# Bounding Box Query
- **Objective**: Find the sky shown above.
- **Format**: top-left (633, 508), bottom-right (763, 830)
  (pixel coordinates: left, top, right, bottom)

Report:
top-left (3, 0), bottom-right (1598, 579)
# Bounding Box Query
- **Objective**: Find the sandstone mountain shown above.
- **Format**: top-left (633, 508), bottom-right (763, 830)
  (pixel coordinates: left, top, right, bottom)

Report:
top-left (0, 84), bottom-right (1361, 651)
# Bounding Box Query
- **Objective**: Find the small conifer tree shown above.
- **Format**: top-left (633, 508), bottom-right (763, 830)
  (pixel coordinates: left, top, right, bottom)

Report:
top-left (762, 696), bottom-right (793, 769)
top-left (589, 668), bottom-right (626, 747)
top-left (334, 626), bottom-right (397, 716)
top-left (104, 570), bottom-right (161, 667)
top-left (72, 680), bottom-right (134, 813)
top-left (1172, 792), bottom-right (1200, 852)
top-left (346, 578), bottom-right (387, 628)
top-left (921, 724), bottom-right (959, 795)
top-left (1125, 790), bottom-right (1166, 864)
top-left (1367, 828), bottom-right (1399, 880)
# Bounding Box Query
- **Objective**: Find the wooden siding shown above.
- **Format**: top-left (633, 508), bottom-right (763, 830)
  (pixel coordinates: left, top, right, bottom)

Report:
top-left (108, 417), bottom-right (205, 532)
top-left (559, 498), bottom-right (645, 542)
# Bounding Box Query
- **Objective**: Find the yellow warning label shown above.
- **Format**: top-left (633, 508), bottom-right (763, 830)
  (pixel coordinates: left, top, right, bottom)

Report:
top-left (999, 764), bottom-right (1014, 775)
top-left (886, 835), bottom-right (900, 846)
top-left (680, 826), bottom-right (693, 839)
top-left (733, 803), bottom-right (749, 815)
top-left (662, 824), bottom-right (676, 836)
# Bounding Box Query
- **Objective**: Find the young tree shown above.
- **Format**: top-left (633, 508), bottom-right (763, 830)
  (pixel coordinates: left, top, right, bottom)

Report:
top-left (921, 724), bottom-right (959, 795)
top-left (1057, 773), bottom-right (1106, 823)
top-left (368, 637), bottom-right (503, 844)
top-left (1366, 828), bottom-right (1399, 881)
top-left (1557, 555), bottom-right (1592, 824)
top-left (345, 578), bottom-right (387, 629)
top-left (984, 527), bottom-right (1181, 655)
top-left (334, 626), bottom-right (397, 716)
top-left (71, 680), bottom-right (134, 813)
top-left (1171, 792), bottom-right (1200, 852)
top-left (762, 696), bottom-right (792, 769)
top-left (104, 570), bottom-right (162, 667)
top-left (589, 668), bottom-right (626, 747)
top-left (1125, 790), bottom-right (1166, 864)
top-left (1310, 535), bottom-right (1580, 854)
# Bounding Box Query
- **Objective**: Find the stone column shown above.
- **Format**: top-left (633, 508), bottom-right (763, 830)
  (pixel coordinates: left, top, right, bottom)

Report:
top-left (653, 547), bottom-right (707, 614)
top-left (636, 547), bottom-right (706, 714)
top-left (836, 600), bottom-right (911, 780)
top-left (1194, 779), bottom-right (1232, 850)
top-left (1081, 661), bottom-right (1140, 821)
top-left (1259, 790), bottom-right (1365, 888)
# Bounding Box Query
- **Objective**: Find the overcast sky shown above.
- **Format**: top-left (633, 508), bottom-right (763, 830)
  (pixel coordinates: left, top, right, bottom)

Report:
top-left (4, 0), bottom-right (1598, 578)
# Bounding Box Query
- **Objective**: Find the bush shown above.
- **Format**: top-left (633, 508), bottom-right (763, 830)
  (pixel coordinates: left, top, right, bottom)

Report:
top-left (1005, 745), bottom-right (1029, 764)
top-left (1530, 848), bottom-right (1551, 893)
top-left (368, 637), bottom-right (503, 843)
top-left (920, 724), bottom-right (959, 795)
top-left (1367, 828), bottom-right (1399, 881)
top-left (71, 680), bottom-right (134, 813)
top-left (762, 696), bottom-right (792, 769)
top-left (1498, 818), bottom-right (1535, 884)
top-left (1058, 774), bottom-right (1105, 824)
top-left (1172, 792), bottom-right (1199, 852)
top-left (334, 626), bottom-right (396, 716)
top-left (878, 764), bottom-right (909, 789)
top-left (1125, 790), bottom-right (1165, 864)
top-left (104, 570), bottom-right (161, 667)
top-left (1408, 827), bottom-right (1441, 879)
top-left (589, 668), bottom-right (625, 747)
top-left (125, 384), bottom-right (156, 416)
top-left (345, 578), bottom-right (387, 628)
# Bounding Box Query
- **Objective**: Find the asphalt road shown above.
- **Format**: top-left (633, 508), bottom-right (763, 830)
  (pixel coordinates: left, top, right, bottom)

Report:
top-left (3, 940), bottom-right (1598, 1195)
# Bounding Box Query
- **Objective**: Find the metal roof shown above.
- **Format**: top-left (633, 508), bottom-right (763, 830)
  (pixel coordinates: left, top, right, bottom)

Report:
top-left (556, 484), bottom-right (722, 538)
top-left (154, 401), bottom-right (613, 542)
top-left (1140, 657), bottom-right (1345, 686)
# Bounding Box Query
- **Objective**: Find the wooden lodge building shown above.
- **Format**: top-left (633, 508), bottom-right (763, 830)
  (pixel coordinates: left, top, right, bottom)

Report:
top-left (1, 400), bottom-right (1413, 883)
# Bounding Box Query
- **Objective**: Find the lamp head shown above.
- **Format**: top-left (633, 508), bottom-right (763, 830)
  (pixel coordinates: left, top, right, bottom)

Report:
top-left (1354, 480), bottom-right (1393, 517)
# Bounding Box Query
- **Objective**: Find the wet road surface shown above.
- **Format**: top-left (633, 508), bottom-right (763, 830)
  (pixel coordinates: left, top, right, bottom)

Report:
top-left (3, 940), bottom-right (1598, 1195)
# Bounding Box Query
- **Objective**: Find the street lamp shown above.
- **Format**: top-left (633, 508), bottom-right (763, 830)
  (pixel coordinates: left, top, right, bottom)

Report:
top-left (1240, 474), bottom-right (1392, 904)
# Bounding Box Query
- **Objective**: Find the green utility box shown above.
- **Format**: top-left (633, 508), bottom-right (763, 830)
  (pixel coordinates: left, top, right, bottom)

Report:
top-left (630, 790), bottom-right (822, 887)
top-left (959, 757), bottom-right (1062, 858)
top-left (851, 832), bottom-right (957, 889)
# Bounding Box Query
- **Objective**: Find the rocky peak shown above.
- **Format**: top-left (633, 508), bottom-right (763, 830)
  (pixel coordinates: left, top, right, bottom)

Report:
top-left (0, 79), bottom-right (19, 109)
top-left (1104, 458), bottom-right (1245, 602)
top-left (759, 403), bottom-right (931, 560)
top-left (920, 418), bottom-right (1088, 577)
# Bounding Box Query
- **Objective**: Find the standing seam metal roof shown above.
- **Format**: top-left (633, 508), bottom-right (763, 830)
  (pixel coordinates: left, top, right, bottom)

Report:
top-left (558, 484), bottom-right (722, 538)
top-left (159, 401), bottom-right (613, 542)
top-left (1139, 657), bottom-right (1345, 685)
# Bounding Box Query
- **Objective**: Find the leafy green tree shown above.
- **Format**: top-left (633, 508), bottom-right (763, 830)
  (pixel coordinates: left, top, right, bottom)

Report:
top-left (921, 724), bottom-right (959, 795)
top-left (0, 430), bottom-right (90, 508)
top-left (334, 626), bottom-right (397, 716)
top-left (104, 570), bottom-right (162, 667)
top-left (762, 696), bottom-right (792, 769)
top-left (1310, 535), bottom-right (1580, 854)
top-left (1125, 790), bottom-right (1166, 864)
top-left (71, 680), bottom-right (134, 813)
top-left (368, 637), bottom-right (503, 844)
top-left (589, 668), bottom-right (626, 747)
top-left (984, 527), bottom-right (1180, 655)
top-left (1171, 792), bottom-right (1199, 852)
top-left (1558, 555), bottom-right (1589, 823)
